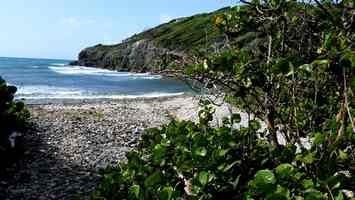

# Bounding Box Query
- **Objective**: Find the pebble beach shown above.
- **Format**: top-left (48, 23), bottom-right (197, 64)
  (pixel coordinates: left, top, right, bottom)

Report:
top-left (0, 95), bottom-right (202, 199)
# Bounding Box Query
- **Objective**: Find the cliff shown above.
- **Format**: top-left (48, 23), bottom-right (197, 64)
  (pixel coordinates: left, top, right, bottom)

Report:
top-left (71, 7), bottom-right (231, 72)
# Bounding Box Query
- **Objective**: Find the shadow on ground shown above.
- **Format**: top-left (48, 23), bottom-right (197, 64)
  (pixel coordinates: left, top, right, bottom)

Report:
top-left (0, 125), bottom-right (102, 200)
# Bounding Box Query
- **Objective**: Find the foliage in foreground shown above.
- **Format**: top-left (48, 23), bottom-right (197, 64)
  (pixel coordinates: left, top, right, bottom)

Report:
top-left (0, 77), bottom-right (30, 167)
top-left (92, 0), bottom-right (354, 199)
top-left (92, 100), bottom-right (354, 199)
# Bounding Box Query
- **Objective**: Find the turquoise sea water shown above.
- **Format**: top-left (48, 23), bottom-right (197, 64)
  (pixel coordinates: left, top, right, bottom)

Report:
top-left (0, 57), bottom-right (191, 101)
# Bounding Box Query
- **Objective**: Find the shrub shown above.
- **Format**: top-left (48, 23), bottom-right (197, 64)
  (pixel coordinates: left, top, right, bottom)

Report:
top-left (0, 77), bottom-right (30, 167)
top-left (91, 0), bottom-right (355, 199)
top-left (91, 100), bottom-right (353, 199)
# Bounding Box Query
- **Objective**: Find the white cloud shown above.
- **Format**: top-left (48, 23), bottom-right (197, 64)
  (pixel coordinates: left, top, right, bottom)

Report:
top-left (59, 17), bottom-right (96, 26)
top-left (159, 14), bottom-right (173, 23)
top-left (60, 17), bottom-right (79, 26)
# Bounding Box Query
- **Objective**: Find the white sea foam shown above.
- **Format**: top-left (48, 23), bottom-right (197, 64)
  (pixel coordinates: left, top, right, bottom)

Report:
top-left (19, 93), bottom-right (185, 100)
top-left (15, 85), bottom-right (184, 100)
top-left (51, 63), bottom-right (67, 66)
top-left (129, 75), bottom-right (162, 80)
top-left (49, 65), bottom-right (162, 79)
top-left (16, 85), bottom-right (83, 96)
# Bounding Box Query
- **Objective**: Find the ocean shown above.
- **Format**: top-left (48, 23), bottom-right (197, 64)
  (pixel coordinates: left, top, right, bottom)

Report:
top-left (0, 57), bottom-right (191, 102)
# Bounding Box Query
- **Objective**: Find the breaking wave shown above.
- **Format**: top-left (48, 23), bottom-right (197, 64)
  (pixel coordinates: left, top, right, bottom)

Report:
top-left (48, 65), bottom-right (162, 79)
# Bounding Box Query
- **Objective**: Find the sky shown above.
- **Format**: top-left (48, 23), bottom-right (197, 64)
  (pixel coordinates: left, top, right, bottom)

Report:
top-left (0, 0), bottom-right (235, 60)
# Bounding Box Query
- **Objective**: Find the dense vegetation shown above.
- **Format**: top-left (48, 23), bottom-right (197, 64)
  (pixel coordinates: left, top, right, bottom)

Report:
top-left (0, 77), bottom-right (30, 168)
top-left (91, 0), bottom-right (354, 199)
top-left (73, 7), bottom-right (232, 73)
top-left (127, 7), bottom-right (229, 52)
top-left (92, 7), bottom-right (229, 53)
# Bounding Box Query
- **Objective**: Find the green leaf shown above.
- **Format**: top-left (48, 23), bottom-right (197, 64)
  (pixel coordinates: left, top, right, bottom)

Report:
top-left (266, 185), bottom-right (290, 200)
top-left (15, 102), bottom-right (25, 112)
top-left (303, 179), bottom-right (314, 189)
top-left (303, 152), bottom-right (315, 164)
top-left (312, 59), bottom-right (330, 65)
top-left (324, 33), bottom-right (333, 49)
top-left (292, 16), bottom-right (301, 24)
top-left (292, 172), bottom-right (305, 181)
top-left (198, 171), bottom-right (210, 186)
top-left (341, 51), bottom-right (355, 68)
top-left (313, 133), bottom-right (325, 145)
top-left (217, 148), bottom-right (230, 157)
top-left (304, 189), bottom-right (324, 200)
top-left (252, 170), bottom-right (276, 193)
top-left (223, 160), bottom-right (241, 172)
top-left (144, 171), bottom-right (162, 188)
top-left (299, 64), bottom-right (312, 73)
top-left (231, 175), bottom-right (241, 189)
top-left (338, 150), bottom-right (348, 161)
top-left (249, 120), bottom-right (261, 130)
top-left (152, 144), bottom-right (167, 165)
top-left (275, 163), bottom-right (294, 179)
top-left (331, 182), bottom-right (341, 190)
top-left (351, 77), bottom-right (355, 93)
top-left (129, 184), bottom-right (140, 199)
top-left (160, 186), bottom-right (174, 200)
top-left (294, 196), bottom-right (304, 200)
top-left (272, 58), bottom-right (290, 74)
top-left (336, 192), bottom-right (344, 200)
top-left (193, 147), bottom-right (207, 157)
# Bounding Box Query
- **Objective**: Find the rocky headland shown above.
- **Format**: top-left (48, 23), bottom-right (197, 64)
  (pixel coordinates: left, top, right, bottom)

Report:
top-left (70, 7), bottom-right (231, 72)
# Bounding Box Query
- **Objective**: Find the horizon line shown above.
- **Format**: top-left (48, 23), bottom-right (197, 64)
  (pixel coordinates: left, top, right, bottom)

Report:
top-left (0, 56), bottom-right (74, 61)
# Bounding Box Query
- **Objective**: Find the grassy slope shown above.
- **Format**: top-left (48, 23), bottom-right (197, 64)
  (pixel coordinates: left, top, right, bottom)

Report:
top-left (96, 7), bottom-right (232, 53)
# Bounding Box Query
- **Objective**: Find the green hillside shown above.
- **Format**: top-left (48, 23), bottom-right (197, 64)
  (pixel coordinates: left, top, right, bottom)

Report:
top-left (128, 7), bottom-right (231, 51)
top-left (73, 7), bottom-right (234, 72)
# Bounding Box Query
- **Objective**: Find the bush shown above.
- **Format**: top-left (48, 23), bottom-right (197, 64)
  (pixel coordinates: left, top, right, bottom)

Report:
top-left (91, 0), bottom-right (355, 199)
top-left (91, 100), bottom-right (354, 199)
top-left (0, 77), bottom-right (30, 167)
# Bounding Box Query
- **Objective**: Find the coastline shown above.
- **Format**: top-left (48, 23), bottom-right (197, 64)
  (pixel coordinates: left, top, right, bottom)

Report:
top-left (2, 95), bottom-right (201, 199)
top-left (22, 92), bottom-right (191, 105)
top-left (3, 94), bottom-right (248, 199)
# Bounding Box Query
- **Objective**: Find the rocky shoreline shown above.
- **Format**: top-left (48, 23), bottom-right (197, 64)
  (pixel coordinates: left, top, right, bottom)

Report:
top-left (0, 95), bottom-right (244, 200)
top-left (0, 95), bottom-right (202, 200)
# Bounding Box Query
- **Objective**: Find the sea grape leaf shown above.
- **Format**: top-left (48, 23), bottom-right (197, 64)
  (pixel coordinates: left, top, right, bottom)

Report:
top-left (303, 179), bottom-right (314, 189)
top-left (313, 133), bottom-right (325, 145)
top-left (338, 150), bottom-right (348, 161)
top-left (266, 185), bottom-right (290, 200)
top-left (160, 186), bottom-right (173, 200)
top-left (129, 184), bottom-right (140, 199)
top-left (217, 148), bottom-right (230, 157)
top-left (198, 171), bottom-right (210, 186)
top-left (336, 192), bottom-right (344, 200)
top-left (193, 147), bottom-right (207, 157)
top-left (304, 189), bottom-right (324, 200)
top-left (144, 171), bottom-right (161, 188)
top-left (252, 170), bottom-right (276, 193)
top-left (275, 163), bottom-right (294, 179)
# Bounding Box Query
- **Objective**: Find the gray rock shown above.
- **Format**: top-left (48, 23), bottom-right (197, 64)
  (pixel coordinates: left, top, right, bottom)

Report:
top-left (74, 40), bottom-right (185, 73)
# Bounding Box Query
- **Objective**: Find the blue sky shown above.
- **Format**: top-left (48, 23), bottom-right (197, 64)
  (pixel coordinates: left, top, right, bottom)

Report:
top-left (0, 0), bottom-right (234, 60)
